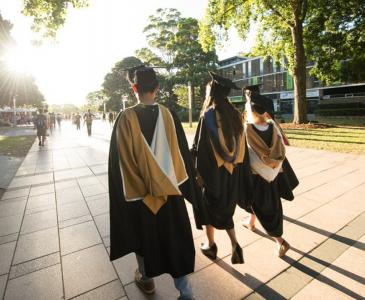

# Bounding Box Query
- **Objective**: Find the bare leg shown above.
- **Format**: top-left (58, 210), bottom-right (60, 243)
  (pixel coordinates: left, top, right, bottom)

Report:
top-left (273, 236), bottom-right (284, 246)
top-left (273, 236), bottom-right (290, 257)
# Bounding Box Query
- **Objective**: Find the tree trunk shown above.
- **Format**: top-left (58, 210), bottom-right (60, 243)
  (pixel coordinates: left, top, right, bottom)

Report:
top-left (291, 21), bottom-right (307, 124)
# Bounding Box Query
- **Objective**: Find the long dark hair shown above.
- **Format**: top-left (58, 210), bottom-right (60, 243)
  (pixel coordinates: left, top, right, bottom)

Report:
top-left (203, 82), bottom-right (243, 151)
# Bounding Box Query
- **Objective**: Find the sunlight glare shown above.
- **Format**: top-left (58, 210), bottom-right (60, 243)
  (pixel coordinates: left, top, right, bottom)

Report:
top-left (3, 46), bottom-right (33, 75)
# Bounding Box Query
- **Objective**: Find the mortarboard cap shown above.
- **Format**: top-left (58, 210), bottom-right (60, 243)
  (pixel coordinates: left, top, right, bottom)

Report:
top-left (208, 71), bottom-right (240, 99)
top-left (244, 84), bottom-right (262, 93)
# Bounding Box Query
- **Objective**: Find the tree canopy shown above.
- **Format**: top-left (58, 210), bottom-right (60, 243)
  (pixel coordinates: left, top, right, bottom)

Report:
top-left (101, 56), bottom-right (143, 111)
top-left (199, 0), bottom-right (365, 123)
top-left (21, 0), bottom-right (88, 38)
top-left (135, 8), bottom-right (218, 110)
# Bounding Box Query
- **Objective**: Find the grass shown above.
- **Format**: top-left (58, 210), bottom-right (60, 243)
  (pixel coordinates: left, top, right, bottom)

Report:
top-left (0, 135), bottom-right (36, 157)
top-left (182, 118), bottom-right (365, 155)
top-left (182, 122), bottom-right (198, 135)
top-left (284, 127), bottom-right (365, 154)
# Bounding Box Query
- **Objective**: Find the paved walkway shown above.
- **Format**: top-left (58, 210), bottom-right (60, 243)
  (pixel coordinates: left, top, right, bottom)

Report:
top-left (0, 120), bottom-right (364, 300)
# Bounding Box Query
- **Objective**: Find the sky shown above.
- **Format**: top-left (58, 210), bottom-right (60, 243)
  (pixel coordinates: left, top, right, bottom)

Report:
top-left (0, 0), bottom-right (253, 106)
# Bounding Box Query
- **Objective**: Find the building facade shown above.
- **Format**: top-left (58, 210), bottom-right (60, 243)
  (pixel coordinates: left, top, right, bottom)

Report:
top-left (218, 56), bottom-right (365, 114)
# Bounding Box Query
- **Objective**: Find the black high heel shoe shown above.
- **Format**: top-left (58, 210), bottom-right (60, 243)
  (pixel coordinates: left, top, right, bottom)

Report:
top-left (231, 243), bottom-right (244, 264)
top-left (200, 242), bottom-right (218, 260)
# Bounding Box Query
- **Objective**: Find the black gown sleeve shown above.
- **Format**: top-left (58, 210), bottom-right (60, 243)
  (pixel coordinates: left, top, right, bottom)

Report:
top-left (108, 112), bottom-right (129, 261)
top-left (169, 110), bottom-right (203, 229)
top-left (195, 117), bottom-right (221, 198)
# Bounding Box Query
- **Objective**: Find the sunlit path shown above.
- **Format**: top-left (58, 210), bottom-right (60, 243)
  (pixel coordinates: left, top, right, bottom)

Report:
top-left (0, 123), bottom-right (364, 299)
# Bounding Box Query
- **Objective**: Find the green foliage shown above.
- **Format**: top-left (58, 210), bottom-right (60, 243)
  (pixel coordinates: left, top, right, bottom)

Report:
top-left (200, 0), bottom-right (365, 84)
top-left (49, 103), bottom-right (79, 113)
top-left (85, 90), bottom-right (105, 111)
top-left (22, 0), bottom-right (88, 38)
top-left (306, 0), bottom-right (365, 84)
top-left (101, 56), bottom-right (143, 111)
top-left (135, 8), bottom-right (218, 112)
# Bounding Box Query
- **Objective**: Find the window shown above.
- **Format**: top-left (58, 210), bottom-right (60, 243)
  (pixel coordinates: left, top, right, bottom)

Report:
top-left (251, 59), bottom-right (260, 76)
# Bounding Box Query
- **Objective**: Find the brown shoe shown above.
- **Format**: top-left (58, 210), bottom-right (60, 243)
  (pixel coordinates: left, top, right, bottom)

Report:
top-left (277, 240), bottom-right (290, 257)
top-left (135, 269), bottom-right (155, 294)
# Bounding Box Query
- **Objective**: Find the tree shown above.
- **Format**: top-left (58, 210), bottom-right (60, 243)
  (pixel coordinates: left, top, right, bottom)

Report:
top-left (199, 0), bottom-right (309, 123)
top-left (102, 56), bottom-right (143, 111)
top-left (199, 0), bottom-right (365, 124)
top-left (136, 8), bottom-right (218, 110)
top-left (0, 14), bottom-right (45, 107)
top-left (50, 103), bottom-right (79, 114)
top-left (85, 90), bottom-right (104, 112)
top-left (305, 0), bottom-right (365, 85)
top-left (21, 0), bottom-right (88, 38)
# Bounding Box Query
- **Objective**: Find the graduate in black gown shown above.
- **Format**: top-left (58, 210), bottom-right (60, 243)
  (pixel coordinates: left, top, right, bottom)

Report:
top-left (108, 66), bottom-right (201, 299)
top-left (191, 72), bottom-right (253, 264)
top-left (241, 87), bottom-right (299, 257)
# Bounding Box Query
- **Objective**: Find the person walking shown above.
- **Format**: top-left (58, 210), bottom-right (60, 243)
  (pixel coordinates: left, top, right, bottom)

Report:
top-left (56, 113), bottom-right (62, 128)
top-left (108, 111), bottom-right (114, 127)
top-left (75, 112), bottom-right (81, 130)
top-left (35, 108), bottom-right (48, 147)
top-left (84, 109), bottom-right (94, 136)
top-left (191, 72), bottom-right (252, 264)
top-left (108, 65), bottom-right (201, 300)
top-left (242, 86), bottom-right (299, 257)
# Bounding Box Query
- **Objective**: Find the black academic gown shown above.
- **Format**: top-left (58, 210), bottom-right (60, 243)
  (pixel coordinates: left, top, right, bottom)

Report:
top-left (108, 104), bottom-right (201, 278)
top-left (192, 113), bottom-right (253, 230)
top-left (249, 124), bottom-right (299, 237)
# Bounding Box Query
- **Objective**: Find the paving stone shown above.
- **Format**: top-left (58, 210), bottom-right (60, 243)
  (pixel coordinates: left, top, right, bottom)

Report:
top-left (72, 167), bottom-right (93, 178)
top-left (72, 280), bottom-right (125, 300)
top-left (29, 184), bottom-right (54, 196)
top-left (0, 274), bottom-right (7, 299)
top-left (94, 213), bottom-right (110, 237)
top-left (0, 215), bottom-right (22, 237)
top-left (59, 214), bottom-right (93, 229)
top-left (84, 192), bottom-right (108, 203)
top-left (80, 184), bottom-right (107, 197)
top-left (55, 179), bottom-right (78, 191)
top-left (13, 227), bottom-right (59, 264)
top-left (9, 173), bottom-right (53, 189)
top-left (89, 163), bottom-right (108, 175)
top-left (78, 176), bottom-right (100, 188)
top-left (239, 237), bottom-right (300, 282)
top-left (26, 193), bottom-right (55, 210)
top-left (124, 273), bottom-right (179, 300)
top-left (0, 198), bottom-right (26, 218)
top-left (1, 187), bottom-right (29, 200)
top-left (9, 252), bottom-right (60, 279)
top-left (54, 169), bottom-right (75, 181)
top-left (25, 204), bottom-right (56, 215)
top-left (4, 264), bottom-right (63, 300)
top-left (113, 253), bottom-right (138, 285)
top-left (291, 276), bottom-right (354, 300)
top-left (0, 233), bottom-right (18, 245)
top-left (56, 186), bottom-right (84, 205)
top-left (62, 244), bottom-right (117, 299)
top-left (20, 209), bottom-right (57, 234)
top-left (0, 241), bottom-right (16, 275)
top-left (58, 201), bottom-right (89, 222)
top-left (189, 263), bottom-right (253, 300)
top-left (102, 236), bottom-right (110, 247)
top-left (60, 221), bottom-right (102, 255)
top-left (86, 196), bottom-right (109, 216)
